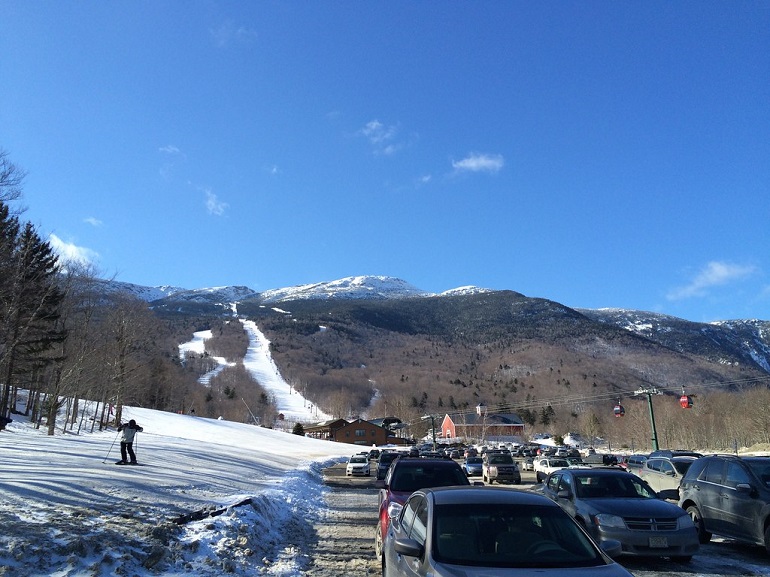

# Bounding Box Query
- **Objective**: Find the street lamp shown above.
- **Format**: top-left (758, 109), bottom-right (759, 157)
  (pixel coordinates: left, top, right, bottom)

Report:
top-left (421, 414), bottom-right (438, 451)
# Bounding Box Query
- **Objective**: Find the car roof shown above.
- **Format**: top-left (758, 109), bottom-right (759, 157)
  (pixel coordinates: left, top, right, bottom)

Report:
top-left (392, 458), bottom-right (460, 469)
top-left (422, 486), bottom-right (560, 507)
top-left (648, 449), bottom-right (702, 458)
top-left (559, 467), bottom-right (633, 476)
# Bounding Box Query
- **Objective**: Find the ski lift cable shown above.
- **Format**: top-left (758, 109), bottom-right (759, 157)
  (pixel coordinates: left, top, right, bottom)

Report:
top-left (444, 375), bottom-right (770, 418)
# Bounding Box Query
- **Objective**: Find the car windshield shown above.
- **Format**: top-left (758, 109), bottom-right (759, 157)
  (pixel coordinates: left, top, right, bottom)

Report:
top-left (350, 456), bottom-right (366, 464)
top-left (380, 453), bottom-right (399, 464)
top-left (466, 457), bottom-right (482, 465)
top-left (432, 503), bottom-right (605, 568)
top-left (573, 474), bottom-right (655, 499)
top-left (390, 465), bottom-right (469, 492)
top-left (551, 459), bottom-right (569, 467)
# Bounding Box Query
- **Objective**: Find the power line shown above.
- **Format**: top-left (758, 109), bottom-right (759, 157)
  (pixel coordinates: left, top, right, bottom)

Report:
top-left (444, 375), bottom-right (770, 418)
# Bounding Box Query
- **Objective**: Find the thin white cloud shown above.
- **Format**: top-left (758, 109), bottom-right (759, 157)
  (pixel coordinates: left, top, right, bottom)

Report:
top-left (205, 189), bottom-right (229, 216)
top-left (158, 145), bottom-right (186, 180)
top-left (83, 217), bottom-right (103, 227)
top-left (667, 261), bottom-right (758, 301)
top-left (452, 152), bottom-right (505, 174)
top-left (359, 119), bottom-right (404, 156)
top-left (48, 234), bottom-right (99, 267)
top-left (210, 21), bottom-right (257, 47)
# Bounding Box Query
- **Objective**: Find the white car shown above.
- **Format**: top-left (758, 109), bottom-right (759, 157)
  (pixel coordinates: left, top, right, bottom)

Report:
top-left (534, 456), bottom-right (570, 482)
top-left (346, 454), bottom-right (371, 476)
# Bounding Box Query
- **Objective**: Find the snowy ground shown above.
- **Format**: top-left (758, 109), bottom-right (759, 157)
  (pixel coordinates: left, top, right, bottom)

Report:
top-left (0, 406), bottom-right (353, 576)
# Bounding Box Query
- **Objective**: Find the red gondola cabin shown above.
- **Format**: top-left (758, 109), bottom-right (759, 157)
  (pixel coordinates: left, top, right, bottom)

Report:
top-left (613, 403), bottom-right (625, 417)
top-left (679, 395), bottom-right (693, 409)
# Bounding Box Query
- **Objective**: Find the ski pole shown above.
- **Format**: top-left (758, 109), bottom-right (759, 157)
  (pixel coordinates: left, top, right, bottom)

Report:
top-left (103, 428), bottom-right (121, 464)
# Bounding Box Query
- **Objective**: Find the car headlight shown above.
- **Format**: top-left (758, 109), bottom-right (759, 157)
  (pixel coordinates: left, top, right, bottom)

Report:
top-left (593, 514), bottom-right (626, 529)
top-left (387, 501), bottom-right (404, 520)
top-left (677, 515), bottom-right (695, 530)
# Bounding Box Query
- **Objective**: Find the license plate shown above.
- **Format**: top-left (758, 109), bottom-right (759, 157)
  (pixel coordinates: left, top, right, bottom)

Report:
top-left (648, 536), bottom-right (668, 548)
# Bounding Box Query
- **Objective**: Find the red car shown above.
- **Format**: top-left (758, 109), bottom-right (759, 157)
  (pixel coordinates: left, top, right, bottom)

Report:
top-left (374, 457), bottom-right (471, 558)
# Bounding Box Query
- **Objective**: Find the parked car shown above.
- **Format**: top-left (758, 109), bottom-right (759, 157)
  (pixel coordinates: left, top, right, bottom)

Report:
top-left (637, 455), bottom-right (697, 497)
top-left (482, 451), bottom-right (521, 484)
top-left (649, 449), bottom-right (703, 459)
top-left (622, 454), bottom-right (648, 474)
top-left (376, 451), bottom-right (402, 480)
top-left (368, 449), bottom-right (381, 460)
top-left (678, 454), bottom-right (770, 551)
top-left (346, 454), bottom-right (371, 476)
top-left (381, 486), bottom-right (633, 577)
top-left (581, 453), bottom-right (619, 467)
top-left (542, 467), bottom-right (699, 561)
top-left (462, 456), bottom-right (483, 477)
top-left (534, 457), bottom-right (570, 483)
top-left (375, 457), bottom-right (471, 559)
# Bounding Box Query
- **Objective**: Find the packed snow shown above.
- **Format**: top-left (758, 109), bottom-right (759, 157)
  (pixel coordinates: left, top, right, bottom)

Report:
top-left (0, 404), bottom-right (353, 576)
top-left (0, 322), bottom-right (341, 576)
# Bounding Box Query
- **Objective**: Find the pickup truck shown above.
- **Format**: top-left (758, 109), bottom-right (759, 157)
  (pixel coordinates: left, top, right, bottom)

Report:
top-left (533, 456), bottom-right (570, 483)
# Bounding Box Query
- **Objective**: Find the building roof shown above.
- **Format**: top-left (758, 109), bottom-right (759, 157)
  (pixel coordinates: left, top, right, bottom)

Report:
top-left (446, 412), bottom-right (523, 426)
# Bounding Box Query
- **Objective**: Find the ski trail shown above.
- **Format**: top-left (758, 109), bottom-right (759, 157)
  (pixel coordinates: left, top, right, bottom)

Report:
top-left (241, 320), bottom-right (330, 423)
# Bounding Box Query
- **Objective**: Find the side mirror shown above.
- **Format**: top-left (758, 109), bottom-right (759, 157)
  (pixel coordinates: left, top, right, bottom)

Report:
top-left (736, 483), bottom-right (754, 495)
top-left (556, 489), bottom-right (572, 500)
top-left (393, 537), bottom-right (424, 559)
top-left (657, 489), bottom-right (679, 501)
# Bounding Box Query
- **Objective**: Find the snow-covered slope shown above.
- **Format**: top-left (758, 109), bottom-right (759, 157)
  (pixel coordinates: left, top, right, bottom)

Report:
top-left (122, 275), bottom-right (493, 305)
top-left (257, 275), bottom-right (428, 303)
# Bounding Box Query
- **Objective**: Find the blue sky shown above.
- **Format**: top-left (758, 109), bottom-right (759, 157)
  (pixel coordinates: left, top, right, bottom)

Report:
top-left (1, 1), bottom-right (768, 322)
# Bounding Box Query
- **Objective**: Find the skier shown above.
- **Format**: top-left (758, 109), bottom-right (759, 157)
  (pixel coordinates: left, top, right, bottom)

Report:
top-left (116, 419), bottom-right (143, 465)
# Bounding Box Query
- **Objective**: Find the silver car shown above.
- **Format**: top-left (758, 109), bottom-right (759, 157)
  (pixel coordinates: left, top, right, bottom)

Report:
top-left (382, 486), bottom-right (632, 577)
top-left (542, 468), bottom-right (699, 562)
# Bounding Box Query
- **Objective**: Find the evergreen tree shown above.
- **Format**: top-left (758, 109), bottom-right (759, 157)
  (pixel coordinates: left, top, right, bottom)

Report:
top-left (292, 422), bottom-right (305, 436)
top-left (0, 214), bottom-right (65, 428)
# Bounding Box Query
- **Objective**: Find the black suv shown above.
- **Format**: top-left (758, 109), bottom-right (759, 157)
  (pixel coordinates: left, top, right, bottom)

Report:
top-left (678, 454), bottom-right (770, 551)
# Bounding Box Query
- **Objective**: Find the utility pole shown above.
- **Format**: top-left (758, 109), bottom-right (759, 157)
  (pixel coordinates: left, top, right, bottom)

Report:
top-left (421, 414), bottom-right (438, 451)
top-left (635, 388), bottom-right (660, 451)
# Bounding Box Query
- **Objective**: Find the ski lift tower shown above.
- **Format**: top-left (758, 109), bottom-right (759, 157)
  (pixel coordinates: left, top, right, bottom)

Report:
top-left (634, 387), bottom-right (661, 451)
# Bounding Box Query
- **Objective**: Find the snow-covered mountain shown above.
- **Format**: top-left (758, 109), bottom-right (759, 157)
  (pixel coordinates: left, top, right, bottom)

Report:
top-left (257, 275), bottom-right (428, 303)
top-left (580, 308), bottom-right (770, 373)
top-left (129, 275), bottom-right (491, 305)
top-left (95, 279), bottom-right (187, 301)
top-left (102, 275), bottom-right (769, 376)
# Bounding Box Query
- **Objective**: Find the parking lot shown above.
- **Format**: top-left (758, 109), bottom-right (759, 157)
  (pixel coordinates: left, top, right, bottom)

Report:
top-left (321, 460), bottom-right (770, 577)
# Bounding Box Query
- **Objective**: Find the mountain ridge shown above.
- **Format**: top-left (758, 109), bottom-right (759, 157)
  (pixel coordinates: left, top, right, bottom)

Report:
top-left (105, 274), bottom-right (770, 381)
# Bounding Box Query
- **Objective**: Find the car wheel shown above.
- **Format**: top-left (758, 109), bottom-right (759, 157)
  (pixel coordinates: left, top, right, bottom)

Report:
top-left (374, 521), bottom-right (384, 559)
top-left (686, 505), bottom-right (712, 544)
